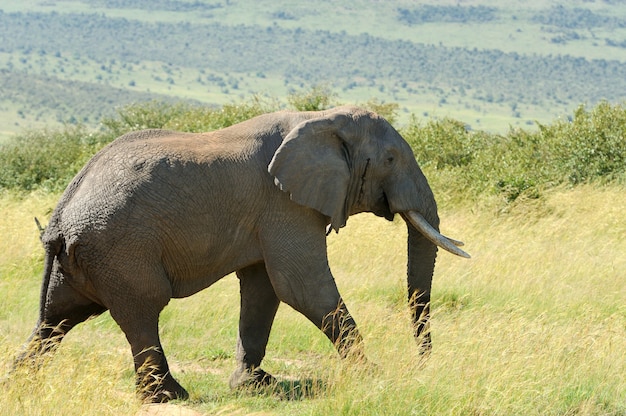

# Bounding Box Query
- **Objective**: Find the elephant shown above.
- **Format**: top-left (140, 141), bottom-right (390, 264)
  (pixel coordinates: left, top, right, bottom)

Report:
top-left (13, 105), bottom-right (469, 402)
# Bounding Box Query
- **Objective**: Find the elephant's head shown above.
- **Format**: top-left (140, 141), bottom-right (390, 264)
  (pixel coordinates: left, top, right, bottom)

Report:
top-left (268, 106), bottom-right (469, 350)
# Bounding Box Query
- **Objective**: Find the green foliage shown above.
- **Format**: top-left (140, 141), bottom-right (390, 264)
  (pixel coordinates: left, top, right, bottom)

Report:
top-left (287, 86), bottom-right (337, 111)
top-left (2, 94), bottom-right (625, 205)
top-left (402, 101), bottom-right (626, 203)
top-left (0, 125), bottom-right (105, 192)
top-left (164, 97), bottom-right (280, 132)
top-left (540, 102), bottom-right (626, 184)
top-left (100, 100), bottom-right (195, 137)
top-left (404, 116), bottom-right (490, 169)
top-left (102, 96), bottom-right (280, 136)
top-left (359, 98), bottom-right (400, 125)
top-left (0, 95), bottom-right (281, 192)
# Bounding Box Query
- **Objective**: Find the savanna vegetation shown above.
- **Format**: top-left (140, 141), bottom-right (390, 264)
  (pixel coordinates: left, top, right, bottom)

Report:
top-left (0, 92), bottom-right (624, 415)
top-left (1, 94), bottom-right (624, 202)
top-left (2, 1), bottom-right (626, 415)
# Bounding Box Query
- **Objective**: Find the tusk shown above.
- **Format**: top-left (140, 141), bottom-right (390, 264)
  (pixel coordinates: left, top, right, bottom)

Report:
top-left (403, 211), bottom-right (471, 259)
top-left (448, 237), bottom-right (465, 247)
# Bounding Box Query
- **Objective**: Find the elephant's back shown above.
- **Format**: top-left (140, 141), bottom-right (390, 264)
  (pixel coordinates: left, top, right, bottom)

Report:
top-left (54, 128), bottom-right (274, 244)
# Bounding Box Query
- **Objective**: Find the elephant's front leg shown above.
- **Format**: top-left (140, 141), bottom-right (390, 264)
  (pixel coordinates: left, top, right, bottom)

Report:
top-left (229, 263), bottom-right (280, 389)
top-left (260, 217), bottom-right (365, 362)
top-left (318, 298), bottom-right (364, 360)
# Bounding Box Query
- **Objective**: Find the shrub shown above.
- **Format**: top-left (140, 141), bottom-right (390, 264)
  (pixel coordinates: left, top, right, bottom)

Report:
top-left (403, 116), bottom-right (491, 169)
top-left (539, 102), bottom-right (626, 184)
top-left (100, 100), bottom-right (197, 137)
top-left (102, 96), bottom-right (281, 137)
top-left (1, 94), bottom-right (624, 200)
top-left (401, 102), bottom-right (626, 203)
top-left (163, 96), bottom-right (279, 133)
top-left (361, 98), bottom-right (400, 125)
top-left (0, 125), bottom-right (105, 192)
top-left (287, 85), bottom-right (337, 111)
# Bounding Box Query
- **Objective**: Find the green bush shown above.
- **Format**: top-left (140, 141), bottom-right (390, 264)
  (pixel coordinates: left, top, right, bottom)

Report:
top-left (540, 102), bottom-right (626, 184)
top-left (0, 96), bottom-right (281, 192)
top-left (403, 116), bottom-right (492, 169)
top-left (402, 101), bottom-right (626, 203)
top-left (1, 93), bottom-right (624, 200)
top-left (162, 96), bottom-right (279, 133)
top-left (100, 100), bottom-right (200, 137)
top-left (287, 85), bottom-right (337, 111)
top-left (360, 98), bottom-right (400, 125)
top-left (101, 96), bottom-right (280, 137)
top-left (0, 125), bottom-right (105, 192)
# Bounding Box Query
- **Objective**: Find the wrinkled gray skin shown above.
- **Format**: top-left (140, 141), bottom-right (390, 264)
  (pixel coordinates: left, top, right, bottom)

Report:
top-left (15, 106), bottom-right (452, 402)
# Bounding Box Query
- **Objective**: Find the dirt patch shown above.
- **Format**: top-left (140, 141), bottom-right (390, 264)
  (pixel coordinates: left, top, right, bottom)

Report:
top-left (136, 404), bottom-right (275, 416)
top-left (136, 404), bottom-right (204, 416)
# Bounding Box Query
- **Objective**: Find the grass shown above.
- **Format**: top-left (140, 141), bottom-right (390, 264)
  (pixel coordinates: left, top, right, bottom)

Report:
top-left (1, 185), bottom-right (624, 415)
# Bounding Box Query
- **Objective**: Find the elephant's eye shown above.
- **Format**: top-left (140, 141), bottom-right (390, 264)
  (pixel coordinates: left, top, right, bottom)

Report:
top-left (386, 156), bottom-right (394, 165)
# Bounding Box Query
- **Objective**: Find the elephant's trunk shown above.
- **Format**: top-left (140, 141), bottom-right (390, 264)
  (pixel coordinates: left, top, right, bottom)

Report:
top-left (402, 210), bottom-right (470, 352)
top-left (404, 214), bottom-right (438, 353)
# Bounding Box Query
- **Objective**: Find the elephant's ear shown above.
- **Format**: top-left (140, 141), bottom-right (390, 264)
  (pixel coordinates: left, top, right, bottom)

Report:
top-left (268, 113), bottom-right (352, 232)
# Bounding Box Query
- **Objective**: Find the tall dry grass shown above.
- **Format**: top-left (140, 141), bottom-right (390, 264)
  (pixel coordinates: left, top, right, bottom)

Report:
top-left (1, 185), bottom-right (624, 415)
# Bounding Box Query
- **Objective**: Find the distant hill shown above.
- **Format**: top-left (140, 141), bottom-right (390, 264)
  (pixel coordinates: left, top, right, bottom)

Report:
top-left (1, 0), bottom-right (626, 138)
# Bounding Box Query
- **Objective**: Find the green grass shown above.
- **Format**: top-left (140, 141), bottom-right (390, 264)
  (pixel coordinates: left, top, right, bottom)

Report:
top-left (1, 186), bottom-right (625, 415)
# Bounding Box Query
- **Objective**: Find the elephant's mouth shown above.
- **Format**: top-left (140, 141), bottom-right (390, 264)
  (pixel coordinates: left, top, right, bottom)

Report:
top-left (371, 193), bottom-right (469, 258)
top-left (372, 192), bottom-right (395, 221)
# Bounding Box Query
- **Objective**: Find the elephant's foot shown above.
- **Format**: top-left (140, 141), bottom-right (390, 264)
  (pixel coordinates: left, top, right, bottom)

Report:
top-left (229, 366), bottom-right (276, 390)
top-left (137, 372), bottom-right (189, 403)
top-left (417, 334), bottom-right (432, 356)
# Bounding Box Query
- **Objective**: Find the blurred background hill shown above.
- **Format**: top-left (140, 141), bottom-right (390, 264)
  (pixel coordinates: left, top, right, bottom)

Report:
top-left (2, 0), bottom-right (626, 140)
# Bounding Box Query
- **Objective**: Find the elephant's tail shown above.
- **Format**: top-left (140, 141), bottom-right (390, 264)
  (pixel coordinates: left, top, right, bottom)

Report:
top-left (36, 232), bottom-right (63, 325)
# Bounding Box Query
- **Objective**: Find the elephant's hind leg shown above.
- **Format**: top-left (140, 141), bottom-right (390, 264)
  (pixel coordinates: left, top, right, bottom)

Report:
top-left (114, 315), bottom-right (188, 403)
top-left (229, 263), bottom-right (280, 389)
top-left (14, 266), bottom-right (106, 370)
top-left (103, 264), bottom-right (188, 403)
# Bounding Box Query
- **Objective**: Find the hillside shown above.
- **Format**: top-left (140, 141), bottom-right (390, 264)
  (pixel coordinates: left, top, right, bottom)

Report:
top-left (2, 0), bottom-right (626, 138)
